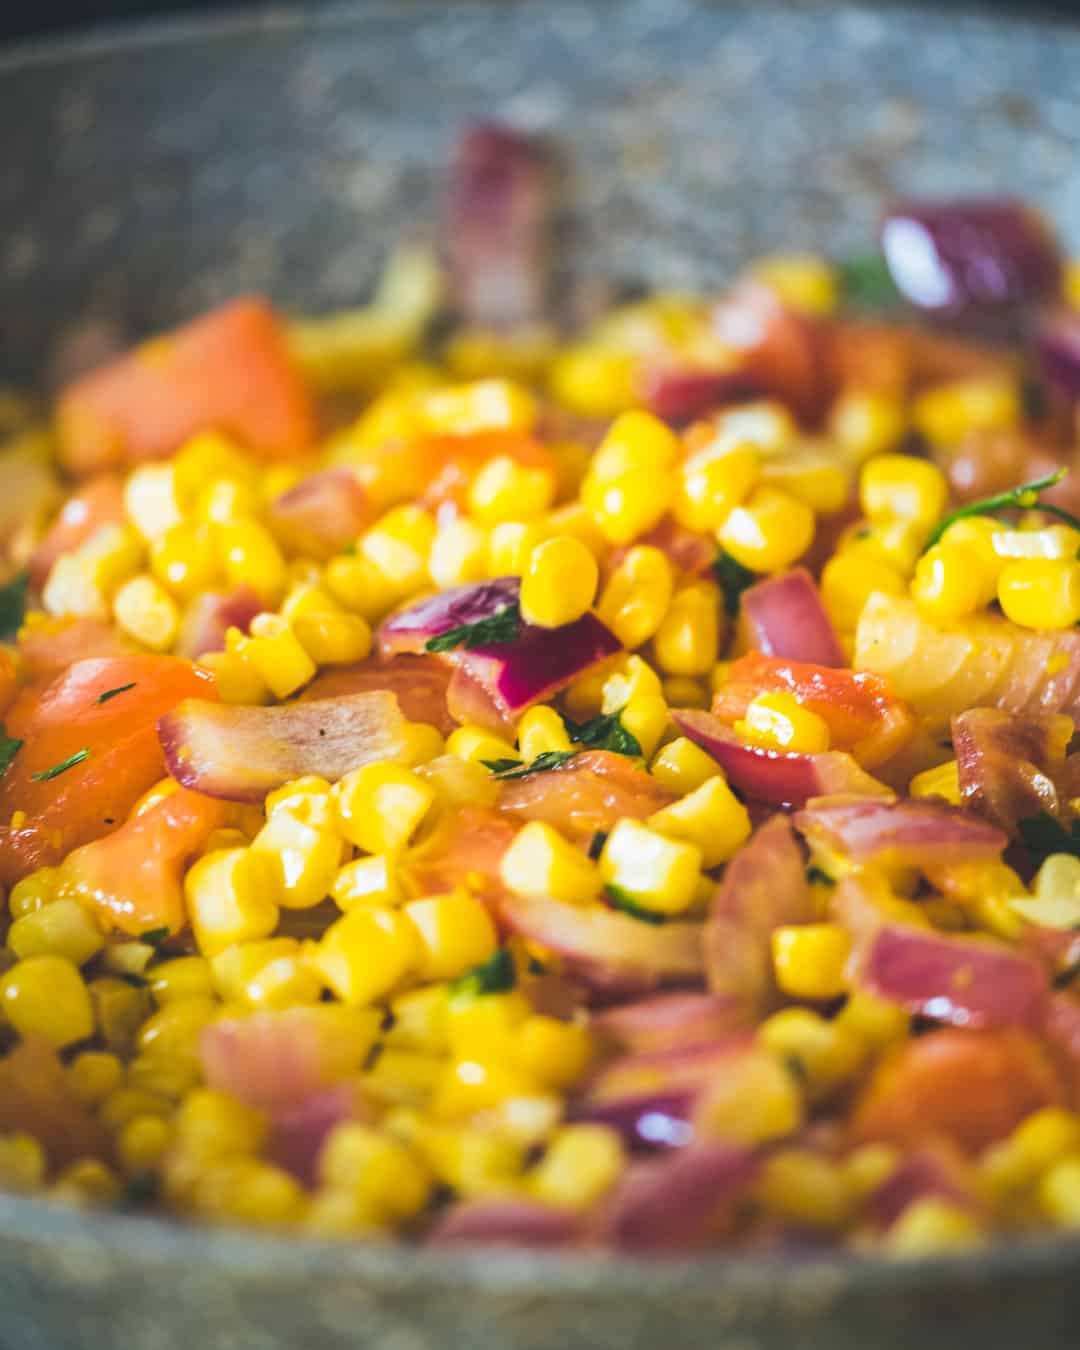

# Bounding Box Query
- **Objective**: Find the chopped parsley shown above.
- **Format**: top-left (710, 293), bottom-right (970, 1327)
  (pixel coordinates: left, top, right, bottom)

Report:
top-left (31, 747), bottom-right (89, 781)
top-left (425, 603), bottom-right (521, 653)
top-left (562, 710), bottom-right (642, 758)
top-left (449, 947), bottom-right (517, 1000)
top-left (140, 926), bottom-right (170, 950)
top-left (924, 469), bottom-right (1080, 552)
top-left (482, 751), bottom-right (578, 780)
top-left (588, 830), bottom-right (609, 861)
top-left (605, 883), bottom-right (665, 925)
top-left (0, 570), bottom-right (28, 641)
top-left (837, 253), bottom-right (902, 313)
top-left (1018, 811), bottom-right (1080, 870)
top-left (96, 682), bottom-right (136, 705)
top-left (712, 550), bottom-right (758, 618)
top-left (0, 727), bottom-right (22, 779)
top-left (806, 865), bottom-right (835, 887)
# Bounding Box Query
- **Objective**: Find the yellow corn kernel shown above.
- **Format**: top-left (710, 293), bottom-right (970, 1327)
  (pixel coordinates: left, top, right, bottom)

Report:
top-left (428, 518), bottom-right (490, 589)
top-left (601, 653), bottom-right (664, 710)
top-left (405, 891), bottom-right (498, 982)
top-left (600, 818), bottom-right (702, 915)
top-left (652, 581), bottom-right (721, 676)
top-left (137, 996), bottom-right (217, 1062)
top-left (718, 486), bottom-right (815, 573)
top-left (51, 1159), bottom-right (122, 1208)
top-left (515, 1015), bottom-right (594, 1091)
top-left (981, 1109), bottom-right (1080, 1200)
top-left (386, 719), bottom-right (445, 770)
top-left (500, 821), bottom-right (600, 904)
top-left (0, 1132), bottom-right (46, 1193)
top-left (192, 475), bottom-right (261, 527)
top-left (615, 692), bottom-right (669, 759)
top-left (695, 1048), bottom-right (804, 1145)
top-left (661, 676), bottom-right (709, 708)
top-left (112, 573), bottom-right (180, 651)
top-left (647, 774), bottom-right (751, 868)
top-left (429, 1057), bottom-right (538, 1121)
top-left (936, 516), bottom-right (1002, 577)
top-left (886, 1198), bottom-right (983, 1255)
top-left (735, 690), bottom-right (831, 753)
top-left (194, 649), bottom-right (269, 705)
top-left (116, 1113), bottom-right (172, 1177)
top-left (487, 520), bottom-right (549, 577)
top-left (543, 499), bottom-right (607, 555)
top-left (703, 400), bottom-right (798, 458)
top-left (8, 868), bottom-right (59, 919)
top-left (364, 1047), bottom-right (445, 1109)
top-left (87, 975), bottom-right (149, 1057)
top-left (143, 957), bottom-right (213, 1007)
top-left (100, 1085), bottom-right (174, 1133)
top-left (41, 525), bottom-right (142, 620)
top-left (208, 938), bottom-right (299, 1003)
top-left (214, 520), bottom-right (287, 605)
top-left (591, 410), bottom-right (681, 483)
top-left (516, 706), bottom-right (574, 761)
top-left (332, 854), bottom-right (402, 911)
top-left (291, 610), bottom-right (373, 667)
top-left (992, 523), bottom-right (1080, 562)
top-left (753, 252), bottom-right (837, 315)
top-left (913, 376), bottom-right (1020, 450)
top-left (828, 389), bottom-right (908, 462)
top-left (844, 1143), bottom-right (902, 1200)
top-left (312, 905), bottom-right (419, 1005)
top-left (910, 541), bottom-right (996, 623)
top-left (1039, 1156), bottom-right (1080, 1227)
top-left (840, 515), bottom-right (925, 575)
top-left (445, 724), bottom-right (519, 767)
top-left (650, 736), bottom-right (722, 795)
top-left (173, 431), bottom-right (256, 502)
top-left (756, 1148), bottom-right (854, 1228)
top-left (126, 1049), bottom-right (201, 1100)
top-left (0, 955), bottom-right (94, 1048)
top-left (323, 551), bottom-right (402, 621)
top-left (446, 988), bottom-right (530, 1059)
top-left (467, 455), bottom-right (555, 525)
top-left (758, 1008), bottom-right (867, 1100)
top-left (250, 803), bottom-right (344, 910)
top-left (243, 953), bottom-right (323, 1009)
top-left (443, 325), bottom-right (556, 382)
top-left (333, 762), bottom-right (435, 854)
top-left (388, 983), bottom-right (451, 1055)
top-left (530, 1124), bottom-right (624, 1209)
top-left (416, 754), bottom-right (500, 810)
top-left (581, 466), bottom-right (672, 546)
top-left (860, 452), bottom-right (948, 528)
top-left (229, 613), bottom-right (316, 698)
top-left (198, 1157), bottom-right (308, 1228)
top-left (1066, 258), bottom-right (1080, 312)
top-left (998, 558), bottom-right (1080, 630)
top-left (319, 1123), bottom-right (431, 1220)
top-left (184, 848), bottom-right (280, 956)
top-left (67, 1050), bottom-right (123, 1106)
top-left (547, 346), bottom-right (638, 418)
top-left (123, 462), bottom-right (183, 541)
top-left (820, 550), bottom-right (906, 633)
top-left (7, 897), bottom-right (104, 966)
top-left (596, 545), bottom-right (675, 650)
top-left (771, 923), bottom-right (851, 1000)
top-left (762, 444), bottom-right (851, 514)
top-left (265, 775), bottom-right (333, 817)
top-left (149, 522), bottom-right (220, 601)
top-left (360, 505), bottom-right (436, 595)
top-left (420, 379), bottom-right (537, 437)
top-left (519, 535), bottom-right (598, 629)
top-left (910, 759), bottom-right (961, 805)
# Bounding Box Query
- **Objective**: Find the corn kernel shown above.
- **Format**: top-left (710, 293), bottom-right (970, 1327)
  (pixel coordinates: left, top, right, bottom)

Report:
top-left (911, 541), bottom-right (996, 622)
top-left (647, 774), bottom-right (751, 868)
top-left (333, 762), bottom-right (435, 854)
top-left (250, 804), bottom-right (344, 910)
top-left (420, 379), bottom-right (537, 437)
top-left (359, 505), bottom-right (436, 595)
top-left (753, 253), bottom-right (837, 315)
top-left (244, 953), bottom-right (323, 1009)
top-left (67, 1051), bottom-right (123, 1106)
top-left (700, 401), bottom-right (797, 458)
top-left (756, 1148), bottom-right (854, 1228)
top-left (543, 500), bottom-right (608, 556)
top-left (695, 1048), bottom-right (804, 1145)
top-left (195, 649), bottom-right (270, 705)
top-left (913, 376), bottom-right (1020, 450)
top-left (487, 520), bottom-right (549, 577)
top-left (7, 897), bottom-right (104, 966)
top-left (332, 854), bottom-right (402, 910)
top-left (429, 518), bottom-right (490, 589)
top-left (184, 847), bottom-right (280, 956)
top-left (600, 818), bottom-right (702, 915)
top-left (517, 706), bottom-right (574, 761)
top-left (820, 550), bottom-right (907, 632)
top-left (291, 610), bottom-right (373, 666)
top-left (42, 523), bottom-right (144, 620)
top-left (173, 431), bottom-right (256, 503)
top-left (998, 558), bottom-right (1080, 630)
top-left (209, 938), bottom-right (299, 1003)
top-left (445, 724), bottom-right (519, 766)
top-left (0, 955), bottom-right (94, 1048)
top-left (771, 923), bottom-right (851, 1000)
top-left (617, 692), bottom-right (669, 759)
top-left (661, 676), bottom-right (708, 708)
top-left (89, 976), bottom-right (150, 1056)
top-left (650, 737), bottom-right (722, 795)
top-left (547, 346), bottom-right (638, 418)
top-left (429, 1057), bottom-right (538, 1121)
top-left (150, 522), bottom-right (220, 601)
top-left (117, 1113), bottom-right (172, 1176)
top-left (718, 486), bottom-right (815, 573)
top-left (596, 546), bottom-right (675, 651)
top-left (735, 690), bottom-right (831, 753)
top-left (992, 523), bottom-right (1080, 562)
top-left (323, 551), bottom-right (402, 621)
top-left (1039, 1156), bottom-right (1080, 1227)
top-left (515, 1015), bottom-right (594, 1090)
top-left (405, 891), bottom-right (498, 981)
top-left (51, 1159), bottom-right (122, 1208)
top-left (9, 868), bottom-right (59, 919)
top-left (416, 754), bottom-right (500, 810)
top-left (126, 1053), bottom-right (200, 1100)
top-left (100, 1086), bottom-right (173, 1132)
top-left (137, 997), bottom-right (217, 1063)
top-left (312, 905), bottom-right (419, 1005)
top-left (981, 1109), bottom-right (1080, 1199)
top-left (229, 613), bottom-right (316, 698)
top-left (468, 455), bottom-right (555, 524)
top-left (652, 581), bottom-right (722, 676)
top-left (519, 535), bottom-right (598, 629)
top-left (212, 520), bottom-right (287, 605)
top-left (112, 573), bottom-right (180, 651)
top-left (0, 1132), bottom-right (46, 1192)
top-left (388, 983), bottom-right (451, 1055)
top-left (319, 1123), bottom-right (431, 1220)
top-left (123, 463), bottom-right (183, 541)
top-left (501, 821), bottom-right (600, 904)
top-left (840, 516), bottom-right (925, 575)
top-left (530, 1124), bottom-right (624, 1209)
top-left (886, 1197), bottom-right (983, 1254)
top-left (860, 453), bottom-right (947, 527)
top-left (759, 1008), bottom-right (867, 1100)
top-left (762, 444), bottom-right (851, 514)
top-left (591, 411), bottom-right (681, 483)
top-left (909, 759), bottom-right (961, 805)
top-left (364, 1048), bottom-right (443, 1108)
top-left (828, 389), bottom-right (907, 462)
top-left (581, 467), bottom-right (672, 546)
top-left (446, 988), bottom-right (530, 1062)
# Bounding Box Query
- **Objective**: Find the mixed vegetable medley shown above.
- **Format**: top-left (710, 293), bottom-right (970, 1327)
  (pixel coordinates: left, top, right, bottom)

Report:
top-left (5, 126), bottom-right (1080, 1256)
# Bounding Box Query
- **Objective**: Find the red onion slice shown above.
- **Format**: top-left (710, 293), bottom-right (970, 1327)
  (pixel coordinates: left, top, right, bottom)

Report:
top-left (301, 654), bottom-right (455, 736)
top-left (640, 367), bottom-right (760, 426)
top-left (266, 468), bottom-right (373, 559)
top-left (1035, 308), bottom-right (1080, 399)
top-left (268, 1083), bottom-right (366, 1187)
top-left (571, 1090), bottom-right (697, 1153)
top-left (866, 1143), bottom-right (980, 1231)
top-left (953, 706), bottom-right (1069, 832)
top-left (175, 586), bottom-right (262, 660)
top-left (740, 569), bottom-right (844, 668)
top-left (592, 992), bottom-right (754, 1056)
top-left (380, 577), bottom-right (521, 654)
top-left (794, 795), bottom-right (1007, 870)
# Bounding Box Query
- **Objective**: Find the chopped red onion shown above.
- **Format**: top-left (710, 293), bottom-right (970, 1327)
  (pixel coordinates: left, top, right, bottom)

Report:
top-left (1035, 308), bottom-right (1080, 400)
top-left (640, 367), bottom-right (760, 426)
top-left (741, 569), bottom-right (844, 668)
top-left (268, 1084), bottom-right (364, 1187)
top-left (953, 707), bottom-right (1069, 832)
top-left (266, 468), bottom-right (372, 559)
top-left (174, 586), bottom-right (262, 660)
top-left (794, 795), bottom-right (1007, 870)
top-left (592, 992), bottom-right (754, 1056)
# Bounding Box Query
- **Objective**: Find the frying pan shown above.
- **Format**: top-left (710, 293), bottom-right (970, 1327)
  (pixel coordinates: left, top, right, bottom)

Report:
top-left (2, 2), bottom-right (1080, 1346)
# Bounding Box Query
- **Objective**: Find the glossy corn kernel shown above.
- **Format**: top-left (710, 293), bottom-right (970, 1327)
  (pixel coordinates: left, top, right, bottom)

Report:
top-left (244, 953), bottom-right (323, 1010)
top-left (0, 1132), bottom-right (46, 1193)
top-left (405, 891), bottom-right (498, 982)
top-left (735, 690), bottom-right (831, 753)
top-left (209, 938), bottom-right (298, 1003)
top-left (543, 500), bottom-right (607, 556)
top-left (718, 486), bottom-right (815, 573)
top-left (516, 706), bottom-right (574, 761)
top-left (840, 515), bottom-right (926, 576)
top-left (772, 923), bottom-right (852, 1000)
top-left (319, 1123), bottom-right (431, 1221)
top-left (136, 996), bottom-right (217, 1061)
top-left (333, 762), bottom-right (435, 854)
top-left (590, 410), bottom-right (680, 482)
top-left (100, 1086), bottom-right (173, 1132)
top-left (388, 983), bottom-right (451, 1055)
top-left (364, 1047), bottom-right (444, 1109)
top-left (515, 1015), bottom-right (594, 1090)
top-left (445, 724), bottom-right (519, 766)
top-left (149, 522), bottom-right (220, 601)
top-left (661, 676), bottom-right (709, 708)
top-left (859, 453), bottom-right (948, 527)
top-left (992, 523), bottom-right (1080, 562)
top-left (600, 818), bottom-right (702, 915)
top-left (420, 378), bottom-right (537, 437)
top-left (266, 775), bottom-right (334, 817)
top-left (756, 1148), bottom-right (854, 1228)
top-left (359, 505), bottom-right (436, 596)
top-left (8, 868), bottom-right (59, 919)
top-left (126, 1052), bottom-right (200, 1101)
top-left (429, 518), bottom-right (490, 589)
top-left (173, 431), bottom-right (256, 503)
top-left (184, 847), bottom-right (280, 956)
top-left (828, 389), bottom-right (907, 462)
top-left (909, 759), bottom-right (961, 805)
top-left (752, 252), bottom-right (837, 314)
top-left (519, 535), bottom-right (599, 629)
top-left (911, 541), bottom-right (996, 623)
top-left (1039, 1157), bottom-right (1080, 1227)
top-left (0, 955), bottom-right (94, 1048)
top-left (695, 1049), bottom-right (804, 1145)
top-left (112, 573), bottom-right (180, 651)
top-left (42, 523), bottom-right (144, 620)
top-left (487, 520), bottom-right (549, 577)
top-left (88, 976), bottom-right (150, 1056)
top-left (647, 774), bottom-right (751, 868)
top-left (671, 443), bottom-right (761, 530)
top-left (547, 346), bottom-right (638, 418)
top-left (913, 376), bottom-right (1020, 450)
top-left (601, 654), bottom-right (664, 711)
top-left (312, 905), bottom-right (419, 1005)
top-left (998, 559), bottom-right (1080, 630)
top-left (762, 444), bottom-right (850, 514)
top-left (416, 754), bottom-right (500, 810)
top-left (250, 802), bottom-right (344, 910)
top-left (124, 463), bottom-right (184, 541)
top-left (501, 821), bottom-right (600, 904)
top-left (820, 551), bottom-right (907, 632)
top-left (323, 551), bottom-right (402, 621)
top-left (530, 1124), bottom-right (625, 1209)
top-left (195, 649), bottom-right (270, 705)
top-left (429, 1057), bottom-right (539, 1122)
top-left (66, 1050), bottom-right (123, 1106)
top-left (332, 854), bottom-right (402, 911)
top-left (653, 581), bottom-right (721, 677)
top-left (229, 613), bottom-right (316, 699)
top-left (7, 897), bottom-right (104, 966)
top-left (581, 466), bottom-right (672, 546)
top-left (650, 736), bottom-right (722, 795)
top-left (759, 1008), bottom-right (867, 1100)
top-left (468, 455), bottom-right (555, 525)
top-left (618, 692), bottom-right (670, 759)
top-left (214, 520), bottom-right (287, 605)
top-left (116, 1113), bottom-right (172, 1177)
top-left (981, 1109), bottom-right (1080, 1199)
top-left (886, 1198), bottom-right (983, 1255)
top-left (596, 545), bottom-right (675, 650)
top-left (291, 610), bottom-right (373, 667)
top-left (446, 988), bottom-right (530, 1059)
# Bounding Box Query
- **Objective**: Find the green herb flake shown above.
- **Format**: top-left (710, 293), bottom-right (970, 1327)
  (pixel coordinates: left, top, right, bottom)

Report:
top-left (0, 570), bottom-right (28, 641)
top-left (588, 830), bottom-right (609, 861)
top-left (425, 603), bottom-right (521, 653)
top-left (805, 865), bottom-right (835, 887)
top-left (712, 550), bottom-right (758, 618)
top-left (1018, 811), bottom-right (1080, 871)
top-left (562, 711), bottom-right (642, 759)
top-left (605, 884), bottom-right (666, 925)
top-left (31, 747), bottom-right (89, 782)
top-left (116, 971), bottom-right (149, 989)
top-left (480, 757), bottom-right (525, 776)
top-left (0, 726), bottom-right (23, 779)
top-left (96, 682), bottom-right (136, 705)
top-left (924, 470), bottom-right (1075, 552)
top-left (140, 926), bottom-right (171, 950)
top-left (449, 947), bottom-right (517, 1001)
top-left (485, 750), bottom-right (578, 781)
top-left (837, 253), bottom-right (902, 313)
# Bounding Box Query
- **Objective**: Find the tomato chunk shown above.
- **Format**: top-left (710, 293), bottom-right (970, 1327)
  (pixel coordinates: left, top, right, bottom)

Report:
top-left (419, 432), bottom-right (557, 515)
top-left (401, 804), bottom-right (517, 903)
top-left (56, 298), bottom-right (315, 472)
top-left (711, 651), bottom-right (915, 767)
top-left (497, 749), bottom-right (673, 839)
top-left (18, 617), bottom-right (136, 682)
top-left (0, 656), bottom-right (216, 883)
top-left (28, 474), bottom-right (126, 588)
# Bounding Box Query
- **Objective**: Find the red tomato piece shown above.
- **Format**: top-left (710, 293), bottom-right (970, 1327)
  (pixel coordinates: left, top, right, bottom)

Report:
top-left (18, 617), bottom-right (136, 681)
top-left (497, 749), bottom-right (673, 839)
top-left (28, 474), bottom-right (126, 589)
top-left (419, 432), bottom-right (557, 516)
top-left (0, 655), bottom-right (216, 883)
top-left (401, 804), bottom-right (518, 903)
top-left (56, 297), bottom-right (315, 473)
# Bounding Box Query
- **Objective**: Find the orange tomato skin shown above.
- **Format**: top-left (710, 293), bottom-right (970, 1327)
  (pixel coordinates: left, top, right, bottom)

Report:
top-left (497, 749), bottom-right (673, 839)
top-left (56, 297), bottom-right (315, 472)
top-left (18, 617), bottom-right (136, 682)
top-left (0, 656), bottom-right (216, 884)
top-left (55, 787), bottom-right (228, 936)
top-left (419, 432), bottom-right (556, 515)
top-left (28, 474), bottom-right (126, 588)
top-left (401, 804), bottom-right (517, 904)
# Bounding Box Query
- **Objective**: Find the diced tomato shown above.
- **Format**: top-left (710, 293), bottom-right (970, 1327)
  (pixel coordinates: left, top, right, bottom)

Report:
top-left (55, 786), bottom-right (227, 936)
top-left (0, 655), bottom-right (216, 883)
top-left (497, 749), bottom-right (673, 838)
top-left (827, 320), bottom-right (913, 395)
top-left (418, 432), bottom-right (557, 516)
top-left (302, 654), bottom-right (455, 735)
top-left (0, 649), bottom-right (15, 720)
top-left (18, 617), bottom-right (137, 681)
top-left (401, 804), bottom-right (517, 903)
top-left (851, 1028), bottom-right (1064, 1154)
top-left (56, 298), bottom-right (315, 473)
top-left (711, 651), bottom-right (915, 768)
top-left (0, 1035), bottom-right (111, 1167)
top-left (28, 474), bottom-right (126, 588)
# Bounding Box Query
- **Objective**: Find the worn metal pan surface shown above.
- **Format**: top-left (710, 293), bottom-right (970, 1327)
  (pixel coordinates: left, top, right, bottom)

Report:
top-left (2, 2), bottom-right (1080, 1346)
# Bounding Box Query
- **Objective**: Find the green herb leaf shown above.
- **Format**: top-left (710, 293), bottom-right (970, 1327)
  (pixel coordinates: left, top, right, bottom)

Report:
top-left (96, 682), bottom-right (136, 705)
top-left (449, 947), bottom-right (517, 1001)
top-left (562, 710), bottom-right (643, 758)
top-left (0, 726), bottom-right (23, 779)
top-left (31, 747), bottom-right (89, 781)
top-left (0, 570), bottom-right (28, 641)
top-left (605, 884), bottom-right (665, 925)
top-left (425, 603), bottom-right (520, 653)
top-left (588, 830), bottom-right (609, 861)
top-left (485, 751), bottom-right (578, 781)
top-left (480, 757), bottom-right (525, 775)
top-left (924, 470), bottom-right (1073, 552)
top-left (140, 926), bottom-right (170, 950)
top-left (116, 971), bottom-right (149, 988)
top-left (806, 865), bottom-right (835, 887)
top-left (837, 254), bottom-right (902, 313)
top-left (712, 550), bottom-right (758, 618)
top-left (1018, 812), bottom-right (1080, 870)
